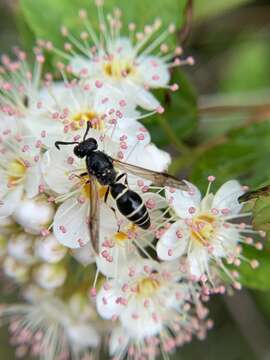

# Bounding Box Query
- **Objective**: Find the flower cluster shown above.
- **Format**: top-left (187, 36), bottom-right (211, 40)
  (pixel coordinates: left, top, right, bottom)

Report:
top-left (0, 2), bottom-right (264, 360)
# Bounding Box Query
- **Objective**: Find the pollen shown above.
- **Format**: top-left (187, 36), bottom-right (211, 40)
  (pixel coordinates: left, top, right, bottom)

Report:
top-left (190, 214), bottom-right (216, 246)
top-left (7, 159), bottom-right (27, 187)
top-left (71, 111), bottom-right (104, 131)
top-left (79, 175), bottom-right (107, 200)
top-left (103, 59), bottom-right (136, 79)
top-left (114, 231), bottom-right (128, 243)
top-left (136, 277), bottom-right (160, 298)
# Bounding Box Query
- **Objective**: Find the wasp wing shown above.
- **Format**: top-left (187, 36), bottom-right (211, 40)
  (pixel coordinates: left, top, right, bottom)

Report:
top-left (238, 185), bottom-right (270, 203)
top-left (88, 176), bottom-right (100, 254)
top-left (113, 159), bottom-right (188, 190)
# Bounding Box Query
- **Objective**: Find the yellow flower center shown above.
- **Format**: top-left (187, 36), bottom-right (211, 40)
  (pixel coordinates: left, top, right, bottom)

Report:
top-left (114, 231), bottom-right (128, 243)
top-left (103, 59), bottom-right (136, 79)
top-left (71, 111), bottom-right (104, 131)
top-left (79, 175), bottom-right (107, 200)
top-left (113, 224), bottom-right (138, 246)
top-left (190, 214), bottom-right (216, 246)
top-left (7, 159), bottom-right (26, 187)
top-left (136, 277), bottom-right (160, 298)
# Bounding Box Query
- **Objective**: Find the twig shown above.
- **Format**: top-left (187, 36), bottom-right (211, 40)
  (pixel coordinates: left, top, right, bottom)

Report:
top-left (178, 0), bottom-right (193, 45)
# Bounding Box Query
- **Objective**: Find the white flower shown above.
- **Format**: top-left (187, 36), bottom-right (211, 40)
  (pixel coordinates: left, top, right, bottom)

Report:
top-left (71, 242), bottom-right (96, 265)
top-left (0, 50), bottom-right (45, 116)
top-left (33, 263), bottom-right (67, 290)
top-left (3, 256), bottom-right (30, 283)
top-left (23, 79), bottom-right (144, 149)
top-left (96, 259), bottom-right (194, 340)
top-left (0, 295), bottom-right (101, 360)
top-left (13, 196), bottom-right (55, 235)
top-left (7, 232), bottom-right (37, 265)
top-left (96, 192), bottom-right (168, 278)
top-left (41, 129), bottom-right (170, 250)
top-left (156, 179), bottom-right (255, 281)
top-left (0, 135), bottom-right (42, 219)
top-left (35, 234), bottom-right (67, 263)
top-left (59, 7), bottom-right (193, 110)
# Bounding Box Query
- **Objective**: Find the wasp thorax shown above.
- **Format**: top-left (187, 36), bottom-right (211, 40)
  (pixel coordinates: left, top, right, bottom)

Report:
top-left (73, 138), bottom-right (98, 158)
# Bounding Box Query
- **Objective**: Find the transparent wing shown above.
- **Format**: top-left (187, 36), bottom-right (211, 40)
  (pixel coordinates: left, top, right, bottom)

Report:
top-left (238, 185), bottom-right (270, 203)
top-left (113, 159), bottom-right (188, 190)
top-left (88, 176), bottom-right (100, 254)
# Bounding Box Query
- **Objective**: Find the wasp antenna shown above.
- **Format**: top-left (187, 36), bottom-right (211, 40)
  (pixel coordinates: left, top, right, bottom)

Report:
top-left (54, 141), bottom-right (79, 150)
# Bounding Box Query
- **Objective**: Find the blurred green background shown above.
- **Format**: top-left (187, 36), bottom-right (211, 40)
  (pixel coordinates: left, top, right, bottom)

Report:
top-left (1, 0), bottom-right (270, 359)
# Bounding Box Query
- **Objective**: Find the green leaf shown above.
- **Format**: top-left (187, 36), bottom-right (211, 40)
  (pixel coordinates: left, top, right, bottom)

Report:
top-left (143, 69), bottom-right (198, 148)
top-left (191, 121), bottom-right (270, 190)
top-left (253, 196), bottom-right (270, 231)
top-left (221, 39), bottom-right (270, 93)
top-left (238, 246), bottom-right (270, 290)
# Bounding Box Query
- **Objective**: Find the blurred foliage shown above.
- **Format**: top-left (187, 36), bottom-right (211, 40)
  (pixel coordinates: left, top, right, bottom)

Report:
top-left (191, 121), bottom-right (270, 189)
top-left (143, 69), bottom-right (198, 149)
top-left (1, 0), bottom-right (270, 359)
top-left (220, 39), bottom-right (270, 93)
top-left (238, 246), bottom-right (270, 291)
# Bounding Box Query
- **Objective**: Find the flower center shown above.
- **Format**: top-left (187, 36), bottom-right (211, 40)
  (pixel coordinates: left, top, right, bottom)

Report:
top-left (103, 58), bottom-right (136, 79)
top-left (113, 224), bottom-right (138, 245)
top-left (79, 175), bottom-right (107, 200)
top-left (190, 214), bottom-right (216, 246)
top-left (71, 111), bottom-right (104, 131)
top-left (7, 159), bottom-right (26, 187)
top-left (114, 231), bottom-right (128, 243)
top-left (136, 277), bottom-right (160, 298)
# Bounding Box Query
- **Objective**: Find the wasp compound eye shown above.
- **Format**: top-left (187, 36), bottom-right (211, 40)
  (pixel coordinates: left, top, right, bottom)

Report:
top-left (74, 144), bottom-right (86, 158)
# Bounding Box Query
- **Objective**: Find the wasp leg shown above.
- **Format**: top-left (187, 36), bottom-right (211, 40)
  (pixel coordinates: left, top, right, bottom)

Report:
top-left (104, 187), bottom-right (121, 232)
top-left (74, 172), bottom-right (88, 180)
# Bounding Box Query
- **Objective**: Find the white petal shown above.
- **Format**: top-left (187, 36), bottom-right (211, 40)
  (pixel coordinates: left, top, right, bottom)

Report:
top-left (165, 180), bottom-right (201, 218)
top-left (188, 246), bottom-right (209, 278)
top-left (41, 148), bottom-right (79, 194)
top-left (122, 81), bottom-right (160, 110)
top-left (34, 263), bottom-right (67, 289)
top-left (109, 326), bottom-right (129, 357)
top-left (96, 282), bottom-right (123, 320)
top-left (35, 234), bottom-right (67, 263)
top-left (124, 143), bottom-right (171, 188)
top-left (67, 323), bottom-right (100, 348)
top-left (53, 197), bottom-right (90, 248)
top-left (3, 256), bottom-right (29, 283)
top-left (69, 56), bottom-right (97, 77)
top-left (212, 180), bottom-right (244, 215)
top-left (8, 233), bottom-right (36, 265)
top-left (138, 55), bottom-right (170, 88)
top-left (120, 297), bottom-right (163, 339)
top-left (24, 115), bottom-right (64, 148)
top-left (212, 226), bottom-right (240, 258)
top-left (142, 192), bottom-right (168, 211)
top-left (110, 37), bottom-right (134, 57)
top-left (0, 186), bottom-right (23, 219)
top-left (156, 221), bottom-right (188, 260)
top-left (93, 84), bottom-right (139, 119)
top-left (13, 197), bottom-right (55, 235)
top-left (71, 242), bottom-right (96, 266)
top-left (24, 164), bottom-right (42, 199)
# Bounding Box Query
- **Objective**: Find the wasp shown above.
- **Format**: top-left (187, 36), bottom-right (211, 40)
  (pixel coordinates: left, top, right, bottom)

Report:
top-left (55, 122), bottom-right (188, 253)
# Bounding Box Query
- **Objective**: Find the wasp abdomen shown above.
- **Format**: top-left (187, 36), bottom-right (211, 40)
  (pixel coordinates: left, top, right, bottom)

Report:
top-left (110, 184), bottom-right (150, 229)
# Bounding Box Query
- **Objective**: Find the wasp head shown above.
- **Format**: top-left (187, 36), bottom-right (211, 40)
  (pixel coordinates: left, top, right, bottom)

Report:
top-left (74, 138), bottom-right (98, 158)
